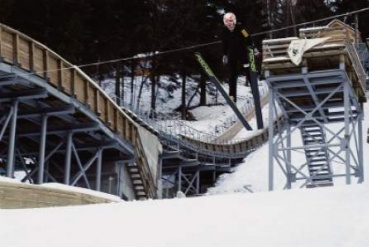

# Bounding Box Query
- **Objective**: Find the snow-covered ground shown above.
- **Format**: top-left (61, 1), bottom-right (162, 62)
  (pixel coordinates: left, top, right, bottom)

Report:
top-left (1, 76), bottom-right (369, 246)
top-left (1, 177), bottom-right (369, 246)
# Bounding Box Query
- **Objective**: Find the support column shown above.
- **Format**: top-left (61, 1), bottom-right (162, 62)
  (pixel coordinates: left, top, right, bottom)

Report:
top-left (196, 170), bottom-right (200, 194)
top-left (96, 148), bottom-right (102, 191)
top-left (343, 80), bottom-right (351, 184)
top-left (178, 166), bottom-right (182, 192)
top-left (358, 113), bottom-right (364, 182)
top-left (64, 131), bottom-right (73, 185)
top-left (117, 162), bottom-right (124, 197)
top-left (6, 100), bottom-right (19, 178)
top-left (286, 125), bottom-right (292, 189)
top-left (37, 115), bottom-right (48, 184)
top-left (268, 87), bottom-right (274, 191)
top-left (157, 154), bottom-right (163, 199)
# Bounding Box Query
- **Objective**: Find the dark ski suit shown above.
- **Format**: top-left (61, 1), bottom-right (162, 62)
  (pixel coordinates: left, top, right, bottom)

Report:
top-left (221, 23), bottom-right (253, 101)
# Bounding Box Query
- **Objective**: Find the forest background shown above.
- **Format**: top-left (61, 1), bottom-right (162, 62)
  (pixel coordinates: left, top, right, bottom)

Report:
top-left (0, 0), bottom-right (368, 113)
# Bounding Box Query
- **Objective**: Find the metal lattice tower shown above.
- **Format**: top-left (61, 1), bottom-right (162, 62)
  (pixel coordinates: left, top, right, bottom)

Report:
top-left (267, 69), bottom-right (364, 190)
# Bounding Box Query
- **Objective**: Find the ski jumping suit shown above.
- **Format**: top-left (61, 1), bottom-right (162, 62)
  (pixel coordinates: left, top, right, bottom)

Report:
top-left (221, 24), bottom-right (253, 101)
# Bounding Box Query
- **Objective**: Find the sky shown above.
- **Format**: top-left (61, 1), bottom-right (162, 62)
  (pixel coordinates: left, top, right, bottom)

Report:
top-left (1, 77), bottom-right (369, 247)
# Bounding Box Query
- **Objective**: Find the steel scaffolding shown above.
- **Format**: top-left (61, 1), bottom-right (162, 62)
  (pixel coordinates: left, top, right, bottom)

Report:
top-left (267, 69), bottom-right (364, 190)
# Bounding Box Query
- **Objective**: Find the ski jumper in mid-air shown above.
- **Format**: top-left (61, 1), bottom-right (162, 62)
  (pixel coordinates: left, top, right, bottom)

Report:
top-left (221, 12), bottom-right (254, 102)
top-left (221, 12), bottom-right (264, 129)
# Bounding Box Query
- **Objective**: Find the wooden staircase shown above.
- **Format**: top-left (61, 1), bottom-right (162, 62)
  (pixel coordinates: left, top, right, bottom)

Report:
top-left (127, 163), bottom-right (148, 200)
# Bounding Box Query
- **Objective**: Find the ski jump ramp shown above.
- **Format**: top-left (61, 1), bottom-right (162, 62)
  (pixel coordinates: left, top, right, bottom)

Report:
top-left (0, 23), bottom-right (160, 201)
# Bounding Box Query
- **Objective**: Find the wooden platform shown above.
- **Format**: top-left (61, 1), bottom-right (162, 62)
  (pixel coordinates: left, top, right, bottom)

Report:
top-left (262, 19), bottom-right (366, 103)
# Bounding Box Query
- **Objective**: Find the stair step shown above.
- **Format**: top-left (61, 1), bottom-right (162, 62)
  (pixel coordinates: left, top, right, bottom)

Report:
top-left (308, 163), bottom-right (329, 167)
top-left (305, 151), bottom-right (325, 154)
top-left (309, 164), bottom-right (329, 168)
top-left (134, 185), bottom-right (145, 190)
top-left (302, 126), bottom-right (321, 130)
top-left (308, 159), bottom-right (328, 164)
top-left (302, 135), bottom-right (323, 139)
top-left (128, 167), bottom-right (139, 173)
top-left (306, 152), bottom-right (325, 156)
top-left (310, 172), bottom-right (331, 177)
top-left (303, 134), bottom-right (323, 138)
top-left (130, 174), bottom-right (141, 178)
top-left (308, 157), bottom-right (327, 161)
top-left (303, 139), bottom-right (323, 143)
top-left (305, 148), bottom-right (324, 151)
top-left (306, 182), bottom-right (334, 188)
top-left (312, 179), bottom-right (333, 183)
top-left (132, 180), bottom-right (143, 185)
top-left (311, 177), bottom-right (333, 182)
top-left (306, 154), bottom-right (326, 158)
top-left (303, 138), bottom-right (324, 142)
top-left (309, 169), bottom-right (330, 173)
top-left (303, 140), bottom-right (324, 144)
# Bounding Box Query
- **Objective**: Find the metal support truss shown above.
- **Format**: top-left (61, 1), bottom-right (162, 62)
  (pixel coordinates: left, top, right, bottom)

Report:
top-left (162, 166), bottom-right (200, 197)
top-left (267, 70), bottom-right (364, 190)
top-left (0, 71), bottom-right (135, 197)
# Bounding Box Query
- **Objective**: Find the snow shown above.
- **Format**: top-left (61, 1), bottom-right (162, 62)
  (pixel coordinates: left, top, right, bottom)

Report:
top-left (1, 74), bottom-right (369, 246)
top-left (1, 184), bottom-right (369, 246)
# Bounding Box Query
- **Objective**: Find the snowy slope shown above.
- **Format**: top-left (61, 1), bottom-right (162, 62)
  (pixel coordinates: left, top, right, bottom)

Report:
top-left (1, 182), bottom-right (369, 247)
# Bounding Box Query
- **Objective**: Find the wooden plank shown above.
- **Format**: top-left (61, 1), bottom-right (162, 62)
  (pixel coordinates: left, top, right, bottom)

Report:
top-left (300, 25), bottom-right (358, 43)
top-left (18, 38), bottom-right (30, 70)
top-left (0, 180), bottom-right (117, 209)
top-left (33, 45), bottom-right (44, 77)
top-left (48, 54), bottom-right (58, 86)
top-left (87, 84), bottom-right (96, 112)
top-left (108, 101), bottom-right (114, 128)
top-left (1, 30), bottom-right (14, 63)
top-left (57, 59), bottom-right (63, 89)
top-left (29, 42), bottom-right (35, 72)
top-left (95, 88), bottom-right (101, 116)
top-left (43, 49), bottom-right (49, 80)
top-left (113, 107), bottom-right (118, 132)
top-left (98, 94), bottom-right (107, 123)
top-left (117, 110), bottom-right (124, 136)
top-left (74, 75), bottom-right (85, 102)
top-left (84, 79), bottom-right (90, 108)
top-left (13, 34), bottom-right (19, 65)
top-left (62, 65), bottom-right (73, 95)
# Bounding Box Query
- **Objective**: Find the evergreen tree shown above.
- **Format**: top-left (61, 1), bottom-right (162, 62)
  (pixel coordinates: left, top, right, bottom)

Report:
top-left (293, 0), bottom-right (333, 25)
top-left (330, 0), bottom-right (369, 40)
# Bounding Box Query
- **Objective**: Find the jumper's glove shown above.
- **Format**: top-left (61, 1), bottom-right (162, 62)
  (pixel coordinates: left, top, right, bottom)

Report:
top-left (254, 47), bottom-right (260, 57)
top-left (222, 55), bottom-right (228, 65)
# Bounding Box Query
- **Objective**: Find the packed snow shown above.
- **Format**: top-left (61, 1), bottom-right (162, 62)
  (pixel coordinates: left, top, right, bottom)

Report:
top-left (1, 76), bottom-right (369, 246)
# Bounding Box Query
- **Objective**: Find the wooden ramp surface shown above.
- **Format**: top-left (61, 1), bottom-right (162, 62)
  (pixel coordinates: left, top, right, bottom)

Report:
top-left (0, 179), bottom-right (120, 209)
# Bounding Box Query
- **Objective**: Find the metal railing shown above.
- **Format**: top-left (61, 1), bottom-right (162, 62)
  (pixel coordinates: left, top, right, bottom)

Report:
top-left (106, 80), bottom-right (270, 160)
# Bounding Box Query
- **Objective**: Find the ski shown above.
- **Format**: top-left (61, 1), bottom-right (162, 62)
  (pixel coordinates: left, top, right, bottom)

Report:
top-left (247, 46), bottom-right (264, 129)
top-left (195, 52), bottom-right (252, 131)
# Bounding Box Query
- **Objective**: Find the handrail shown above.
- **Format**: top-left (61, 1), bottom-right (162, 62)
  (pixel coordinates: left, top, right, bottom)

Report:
top-left (112, 83), bottom-right (273, 160)
top-left (346, 41), bottom-right (367, 93)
